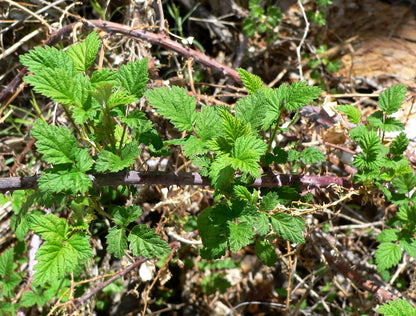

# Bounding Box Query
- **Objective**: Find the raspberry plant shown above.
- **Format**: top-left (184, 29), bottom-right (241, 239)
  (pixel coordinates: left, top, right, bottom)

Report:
top-left (1, 30), bottom-right (416, 314)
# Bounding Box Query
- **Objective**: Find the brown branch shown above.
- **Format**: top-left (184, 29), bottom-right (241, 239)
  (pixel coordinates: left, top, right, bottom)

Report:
top-left (0, 171), bottom-right (354, 194)
top-left (85, 19), bottom-right (242, 83)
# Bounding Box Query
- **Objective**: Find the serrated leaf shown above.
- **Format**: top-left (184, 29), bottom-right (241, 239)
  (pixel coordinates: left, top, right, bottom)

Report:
top-left (28, 213), bottom-right (68, 241)
top-left (106, 227), bottom-right (128, 259)
top-left (337, 104), bottom-right (361, 124)
top-left (398, 231), bottom-right (416, 258)
top-left (228, 221), bottom-right (255, 252)
top-left (262, 84), bottom-right (287, 130)
top-left (128, 225), bottom-right (171, 258)
top-left (353, 131), bottom-right (382, 170)
top-left (0, 271), bottom-right (21, 298)
top-left (229, 135), bottom-right (267, 177)
top-left (378, 84), bottom-right (406, 115)
top-left (117, 58), bottom-right (149, 99)
top-left (220, 109), bottom-right (252, 143)
top-left (367, 111), bottom-right (405, 132)
top-left (95, 142), bottom-right (139, 172)
top-left (261, 192), bottom-right (279, 211)
top-left (209, 156), bottom-right (234, 190)
top-left (75, 148), bottom-right (94, 172)
top-left (112, 205), bottom-right (142, 227)
top-left (392, 173), bottom-right (416, 194)
top-left (285, 81), bottom-right (322, 111)
top-left (237, 68), bottom-right (264, 94)
top-left (20, 45), bottom-right (75, 74)
top-left (375, 242), bottom-right (402, 271)
top-left (0, 248), bottom-right (15, 276)
top-left (391, 132), bottom-right (409, 156)
top-left (378, 298), bottom-right (416, 316)
top-left (31, 120), bottom-right (78, 164)
top-left (108, 89), bottom-right (139, 109)
top-left (182, 135), bottom-right (208, 157)
top-left (32, 240), bottom-right (78, 285)
top-left (235, 92), bottom-right (266, 130)
top-left (38, 169), bottom-right (92, 194)
top-left (67, 233), bottom-right (93, 262)
top-left (195, 105), bottom-right (223, 140)
top-left (270, 213), bottom-right (305, 243)
top-left (255, 240), bottom-right (277, 266)
top-left (66, 31), bottom-right (101, 72)
top-left (25, 69), bottom-right (89, 106)
top-left (233, 185), bottom-right (253, 201)
top-left (120, 109), bottom-right (151, 129)
top-left (90, 68), bottom-right (117, 86)
top-left (376, 229), bottom-right (399, 242)
top-left (300, 147), bottom-right (325, 165)
top-left (145, 86), bottom-right (196, 131)
top-left (197, 206), bottom-right (228, 259)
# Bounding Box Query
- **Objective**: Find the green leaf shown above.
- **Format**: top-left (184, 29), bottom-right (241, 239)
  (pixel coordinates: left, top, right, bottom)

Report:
top-left (261, 192), bottom-right (279, 211)
top-left (106, 227), bottom-right (128, 259)
top-left (117, 58), bottom-right (149, 99)
top-left (353, 131), bottom-right (382, 170)
top-left (145, 86), bottom-right (196, 131)
top-left (120, 109), bottom-right (151, 129)
top-left (0, 248), bottom-right (15, 276)
top-left (378, 298), bottom-right (416, 316)
top-left (376, 229), bottom-right (399, 242)
top-left (336, 104), bottom-right (361, 124)
top-left (270, 213), bottom-right (305, 243)
top-left (25, 69), bottom-right (89, 106)
top-left (31, 120), bottom-right (78, 165)
top-left (66, 31), bottom-right (101, 72)
top-left (195, 105), bottom-right (223, 140)
top-left (299, 147), bottom-right (325, 165)
top-left (367, 111), bottom-right (404, 132)
top-left (209, 158), bottom-right (234, 190)
top-left (228, 221), bottom-right (255, 252)
top-left (390, 132), bottom-right (409, 156)
top-left (75, 148), bottom-right (94, 172)
top-left (229, 135), bottom-right (267, 177)
top-left (95, 142), bottom-right (140, 172)
top-left (111, 205), bottom-right (142, 227)
top-left (28, 213), bottom-right (68, 241)
top-left (197, 205), bottom-right (228, 259)
top-left (220, 109), bottom-right (252, 143)
top-left (255, 240), bottom-right (277, 266)
top-left (375, 242), bottom-right (402, 271)
top-left (67, 233), bottom-right (93, 262)
top-left (32, 240), bottom-right (78, 285)
top-left (38, 169), bottom-right (92, 194)
top-left (20, 45), bottom-right (75, 74)
top-left (285, 81), bottom-right (322, 111)
top-left (181, 135), bottom-right (208, 157)
top-left (237, 68), bottom-right (264, 94)
top-left (378, 84), bottom-right (406, 115)
top-left (107, 89), bottom-right (139, 109)
top-left (0, 271), bottom-right (21, 298)
top-left (392, 173), bottom-right (416, 194)
top-left (90, 68), bottom-right (117, 86)
top-left (398, 231), bottom-right (416, 258)
top-left (262, 84), bottom-right (287, 130)
top-left (233, 185), bottom-right (253, 201)
top-left (128, 225), bottom-right (171, 258)
top-left (235, 92), bottom-right (266, 130)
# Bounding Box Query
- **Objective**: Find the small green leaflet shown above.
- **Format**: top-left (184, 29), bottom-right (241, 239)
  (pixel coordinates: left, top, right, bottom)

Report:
top-left (106, 227), bottom-right (128, 259)
top-left (237, 68), bottom-right (264, 94)
top-left (284, 81), bottom-right (322, 111)
top-left (353, 131), bottom-right (382, 170)
top-left (270, 213), bottom-right (305, 243)
top-left (378, 84), bottom-right (406, 115)
top-left (128, 224), bottom-right (171, 258)
top-left (195, 105), bottom-right (223, 141)
top-left (0, 248), bottom-right (22, 298)
top-left (20, 45), bottom-right (75, 74)
top-left (378, 298), bottom-right (416, 316)
top-left (0, 248), bottom-right (15, 277)
top-left (66, 31), bottom-right (101, 73)
top-left (336, 104), bottom-right (361, 125)
top-left (28, 213), bottom-right (68, 241)
top-left (145, 86), bottom-right (196, 131)
top-left (235, 92), bottom-right (266, 131)
top-left (390, 132), bottom-right (409, 156)
top-left (220, 109), bottom-right (252, 143)
top-left (262, 84), bottom-right (286, 130)
top-left (227, 221), bottom-right (255, 252)
top-left (38, 169), bottom-right (92, 194)
top-left (392, 173), bottom-right (416, 194)
top-left (31, 120), bottom-right (78, 165)
top-left (117, 58), bottom-right (149, 99)
top-left (255, 240), bottom-right (277, 266)
top-left (111, 205), bottom-right (142, 227)
top-left (95, 142), bottom-right (140, 172)
top-left (375, 242), bottom-right (402, 271)
top-left (367, 111), bottom-right (404, 132)
top-left (300, 147), bottom-right (326, 165)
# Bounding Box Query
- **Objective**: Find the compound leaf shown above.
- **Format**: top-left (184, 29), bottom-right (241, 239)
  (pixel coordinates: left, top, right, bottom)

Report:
top-left (378, 298), bottom-right (416, 316)
top-left (300, 147), bottom-right (326, 165)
